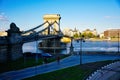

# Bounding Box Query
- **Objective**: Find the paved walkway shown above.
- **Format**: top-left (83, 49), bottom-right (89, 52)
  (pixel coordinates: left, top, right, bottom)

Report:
top-left (0, 54), bottom-right (119, 80)
top-left (87, 61), bottom-right (120, 80)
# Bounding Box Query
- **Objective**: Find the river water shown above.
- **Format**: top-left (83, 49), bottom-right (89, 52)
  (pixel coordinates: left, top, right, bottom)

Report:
top-left (68, 41), bottom-right (119, 52)
top-left (23, 41), bottom-right (120, 54)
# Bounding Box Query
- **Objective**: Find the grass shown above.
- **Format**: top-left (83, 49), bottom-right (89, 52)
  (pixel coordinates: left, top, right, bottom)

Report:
top-left (0, 54), bottom-right (69, 74)
top-left (23, 60), bottom-right (118, 80)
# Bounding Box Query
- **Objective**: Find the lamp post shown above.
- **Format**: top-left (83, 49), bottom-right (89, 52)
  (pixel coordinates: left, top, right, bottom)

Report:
top-left (77, 34), bottom-right (85, 65)
top-left (35, 34), bottom-right (38, 64)
top-left (80, 38), bottom-right (85, 65)
top-left (118, 32), bottom-right (119, 54)
top-left (70, 37), bottom-right (74, 55)
top-left (35, 34), bottom-right (38, 74)
top-left (80, 38), bottom-right (82, 65)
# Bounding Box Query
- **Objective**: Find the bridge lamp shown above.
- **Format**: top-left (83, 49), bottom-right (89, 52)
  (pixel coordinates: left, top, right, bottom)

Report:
top-left (77, 35), bottom-right (85, 65)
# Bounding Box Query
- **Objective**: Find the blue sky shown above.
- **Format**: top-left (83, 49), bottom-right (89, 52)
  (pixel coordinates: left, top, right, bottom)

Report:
top-left (0, 0), bottom-right (120, 33)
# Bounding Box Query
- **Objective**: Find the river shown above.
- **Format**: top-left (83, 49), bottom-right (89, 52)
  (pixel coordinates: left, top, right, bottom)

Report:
top-left (23, 41), bottom-right (120, 54)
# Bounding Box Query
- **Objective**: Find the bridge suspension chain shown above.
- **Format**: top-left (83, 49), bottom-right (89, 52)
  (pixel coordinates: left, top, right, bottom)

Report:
top-left (33, 21), bottom-right (57, 35)
top-left (22, 21), bottom-right (49, 34)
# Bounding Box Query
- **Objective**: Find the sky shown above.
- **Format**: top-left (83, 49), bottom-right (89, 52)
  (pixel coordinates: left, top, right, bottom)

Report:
top-left (0, 0), bottom-right (120, 33)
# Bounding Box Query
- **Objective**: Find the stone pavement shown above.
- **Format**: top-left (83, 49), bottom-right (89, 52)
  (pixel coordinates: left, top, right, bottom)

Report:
top-left (0, 54), bottom-right (119, 80)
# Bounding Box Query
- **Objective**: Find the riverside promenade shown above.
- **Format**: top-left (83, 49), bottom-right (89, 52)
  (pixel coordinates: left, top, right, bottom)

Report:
top-left (0, 54), bottom-right (119, 80)
top-left (86, 61), bottom-right (120, 80)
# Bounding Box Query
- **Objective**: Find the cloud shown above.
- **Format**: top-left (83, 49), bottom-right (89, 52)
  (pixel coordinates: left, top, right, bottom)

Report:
top-left (0, 13), bottom-right (9, 21)
top-left (104, 16), bottom-right (120, 19)
top-left (104, 16), bottom-right (111, 19)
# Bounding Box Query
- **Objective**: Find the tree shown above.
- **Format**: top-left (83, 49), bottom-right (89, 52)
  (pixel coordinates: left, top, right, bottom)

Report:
top-left (73, 33), bottom-right (79, 38)
top-left (82, 32), bottom-right (95, 38)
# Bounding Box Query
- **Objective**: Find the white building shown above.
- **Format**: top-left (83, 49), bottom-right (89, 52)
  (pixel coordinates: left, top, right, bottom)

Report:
top-left (99, 33), bottom-right (104, 38)
top-left (62, 27), bottom-right (80, 37)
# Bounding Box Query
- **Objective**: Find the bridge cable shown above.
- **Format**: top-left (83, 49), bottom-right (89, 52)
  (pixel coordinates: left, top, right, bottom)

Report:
top-left (24, 21), bottom-right (56, 38)
top-left (23, 21), bottom-right (63, 41)
top-left (35, 21), bottom-right (57, 35)
top-left (22, 21), bottom-right (49, 34)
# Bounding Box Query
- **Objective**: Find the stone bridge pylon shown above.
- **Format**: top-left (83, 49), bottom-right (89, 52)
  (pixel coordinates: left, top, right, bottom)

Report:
top-left (0, 23), bottom-right (23, 62)
top-left (6, 23), bottom-right (23, 62)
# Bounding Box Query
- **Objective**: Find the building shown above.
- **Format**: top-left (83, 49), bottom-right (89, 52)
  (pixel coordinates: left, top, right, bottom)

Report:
top-left (92, 29), bottom-right (97, 36)
top-left (104, 29), bottom-right (120, 38)
top-left (99, 33), bottom-right (104, 38)
top-left (0, 31), bottom-right (7, 36)
top-left (62, 27), bottom-right (80, 37)
top-left (62, 28), bottom-right (71, 36)
top-left (61, 27), bottom-right (80, 43)
top-left (72, 27), bottom-right (80, 36)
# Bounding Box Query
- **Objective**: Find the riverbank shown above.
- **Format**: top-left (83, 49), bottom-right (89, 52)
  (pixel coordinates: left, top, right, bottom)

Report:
top-left (73, 51), bottom-right (119, 55)
top-left (89, 38), bottom-right (120, 42)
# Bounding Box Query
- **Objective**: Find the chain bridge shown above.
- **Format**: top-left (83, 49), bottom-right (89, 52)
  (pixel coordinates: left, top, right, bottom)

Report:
top-left (0, 14), bottom-right (70, 62)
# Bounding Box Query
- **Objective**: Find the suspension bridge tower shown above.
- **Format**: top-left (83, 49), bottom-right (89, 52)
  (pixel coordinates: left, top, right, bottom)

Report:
top-left (43, 14), bottom-right (61, 35)
top-left (39, 14), bottom-right (66, 53)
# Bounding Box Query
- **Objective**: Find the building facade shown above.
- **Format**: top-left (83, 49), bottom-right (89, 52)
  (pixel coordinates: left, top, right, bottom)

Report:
top-left (62, 27), bottom-right (80, 37)
top-left (104, 29), bottom-right (120, 38)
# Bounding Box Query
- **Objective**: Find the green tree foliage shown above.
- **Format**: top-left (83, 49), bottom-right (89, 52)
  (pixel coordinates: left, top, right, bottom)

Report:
top-left (73, 32), bottom-right (97, 39)
top-left (73, 33), bottom-right (79, 38)
top-left (82, 32), bottom-right (95, 38)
